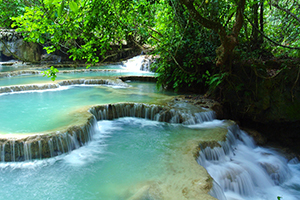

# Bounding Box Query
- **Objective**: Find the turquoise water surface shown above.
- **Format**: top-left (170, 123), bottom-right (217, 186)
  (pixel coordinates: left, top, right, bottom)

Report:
top-left (0, 82), bottom-right (173, 134)
top-left (1, 56), bottom-right (300, 200)
top-left (0, 71), bottom-right (155, 87)
top-left (0, 118), bottom-right (212, 199)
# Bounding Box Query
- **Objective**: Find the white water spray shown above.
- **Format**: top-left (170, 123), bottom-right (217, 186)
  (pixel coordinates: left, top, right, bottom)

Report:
top-left (196, 123), bottom-right (300, 200)
top-left (122, 55), bottom-right (151, 72)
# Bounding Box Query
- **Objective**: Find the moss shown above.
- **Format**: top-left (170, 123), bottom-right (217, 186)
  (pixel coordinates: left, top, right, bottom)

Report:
top-left (284, 103), bottom-right (300, 121)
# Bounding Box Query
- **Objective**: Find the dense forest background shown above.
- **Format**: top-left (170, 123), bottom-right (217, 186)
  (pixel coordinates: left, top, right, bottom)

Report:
top-left (1, 0), bottom-right (300, 152)
top-left (0, 0), bottom-right (299, 115)
top-left (1, 0), bottom-right (299, 90)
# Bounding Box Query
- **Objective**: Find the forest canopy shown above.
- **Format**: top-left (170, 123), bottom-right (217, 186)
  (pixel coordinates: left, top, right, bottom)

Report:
top-left (0, 0), bottom-right (299, 91)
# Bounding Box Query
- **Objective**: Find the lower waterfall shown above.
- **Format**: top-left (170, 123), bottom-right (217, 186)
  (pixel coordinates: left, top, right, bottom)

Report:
top-left (0, 110), bottom-right (298, 199)
top-left (195, 123), bottom-right (300, 200)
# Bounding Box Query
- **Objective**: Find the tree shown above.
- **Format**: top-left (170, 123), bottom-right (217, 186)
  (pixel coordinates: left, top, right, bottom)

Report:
top-left (179, 0), bottom-right (246, 71)
top-left (0, 0), bottom-right (26, 28)
top-left (12, 0), bottom-right (154, 64)
top-left (4, 0), bottom-right (300, 92)
top-left (148, 0), bottom-right (218, 92)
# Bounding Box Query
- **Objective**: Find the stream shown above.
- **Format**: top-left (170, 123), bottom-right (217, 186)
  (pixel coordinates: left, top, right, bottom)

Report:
top-left (0, 56), bottom-right (299, 200)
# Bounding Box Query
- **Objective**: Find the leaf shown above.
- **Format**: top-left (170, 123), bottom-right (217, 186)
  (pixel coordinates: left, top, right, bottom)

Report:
top-left (227, 6), bottom-right (237, 18)
top-left (39, 36), bottom-right (45, 44)
top-left (69, 1), bottom-right (78, 13)
top-left (58, 1), bottom-right (65, 17)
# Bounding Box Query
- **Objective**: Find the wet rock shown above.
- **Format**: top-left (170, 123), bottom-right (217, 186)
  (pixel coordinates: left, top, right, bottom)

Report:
top-left (119, 76), bottom-right (157, 82)
top-left (1, 39), bottom-right (42, 62)
top-left (242, 128), bottom-right (266, 145)
top-left (168, 95), bottom-right (223, 119)
top-left (140, 55), bottom-right (159, 71)
top-left (0, 84), bottom-right (59, 94)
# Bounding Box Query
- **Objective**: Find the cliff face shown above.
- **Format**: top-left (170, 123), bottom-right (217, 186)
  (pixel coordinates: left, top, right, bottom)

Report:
top-left (0, 29), bottom-right (142, 64)
top-left (0, 29), bottom-right (42, 62)
top-left (221, 60), bottom-right (300, 154)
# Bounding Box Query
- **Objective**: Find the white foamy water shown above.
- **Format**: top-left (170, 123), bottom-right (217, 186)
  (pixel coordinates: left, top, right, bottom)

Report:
top-left (186, 119), bottom-right (225, 129)
top-left (0, 54), bottom-right (299, 200)
top-left (0, 118), bottom-right (205, 199)
top-left (122, 55), bottom-right (151, 72)
top-left (195, 122), bottom-right (300, 200)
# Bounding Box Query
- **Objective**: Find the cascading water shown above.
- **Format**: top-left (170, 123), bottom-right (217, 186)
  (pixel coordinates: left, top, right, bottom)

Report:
top-left (194, 122), bottom-right (300, 200)
top-left (122, 55), bottom-right (152, 72)
top-left (0, 55), bottom-right (299, 199)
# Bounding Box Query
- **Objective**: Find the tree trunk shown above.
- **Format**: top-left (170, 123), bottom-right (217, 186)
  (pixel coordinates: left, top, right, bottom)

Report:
top-left (179, 0), bottom-right (246, 71)
top-left (259, 0), bottom-right (264, 43)
top-left (251, 1), bottom-right (259, 50)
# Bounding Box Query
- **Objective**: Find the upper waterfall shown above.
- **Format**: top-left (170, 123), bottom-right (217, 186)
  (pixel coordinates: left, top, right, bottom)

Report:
top-left (122, 55), bottom-right (153, 72)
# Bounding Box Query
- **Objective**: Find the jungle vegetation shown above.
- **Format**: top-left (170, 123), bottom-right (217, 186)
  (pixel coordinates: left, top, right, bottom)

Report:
top-left (0, 0), bottom-right (299, 94)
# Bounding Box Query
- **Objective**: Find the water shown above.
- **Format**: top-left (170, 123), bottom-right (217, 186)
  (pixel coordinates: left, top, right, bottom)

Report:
top-left (196, 124), bottom-right (300, 200)
top-left (0, 55), bottom-right (144, 72)
top-left (40, 63), bottom-right (126, 71)
top-left (0, 64), bottom-right (30, 72)
top-left (122, 55), bottom-right (146, 72)
top-left (0, 118), bottom-right (217, 200)
top-left (0, 55), bottom-right (300, 199)
top-left (0, 55), bottom-right (153, 87)
top-left (0, 82), bottom-right (174, 134)
top-left (0, 71), bottom-right (155, 87)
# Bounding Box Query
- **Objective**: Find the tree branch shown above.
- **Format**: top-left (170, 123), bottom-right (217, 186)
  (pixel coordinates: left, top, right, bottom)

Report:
top-left (148, 29), bottom-right (196, 75)
top-left (232, 0), bottom-right (246, 37)
top-left (0, 38), bottom-right (30, 62)
top-left (269, 2), bottom-right (300, 23)
top-left (244, 14), bottom-right (300, 50)
top-left (179, 0), bottom-right (224, 33)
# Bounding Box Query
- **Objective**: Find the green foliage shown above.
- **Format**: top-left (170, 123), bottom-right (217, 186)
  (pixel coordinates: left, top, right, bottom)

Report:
top-left (3, 0), bottom-right (299, 89)
top-left (0, 0), bottom-right (26, 28)
top-left (69, 1), bottom-right (78, 13)
top-left (240, 0), bottom-right (300, 59)
top-left (150, 0), bottom-right (218, 92)
top-left (277, 196), bottom-right (282, 200)
top-left (11, 0), bottom-right (155, 65)
top-left (203, 70), bottom-right (228, 90)
top-left (266, 0), bottom-right (300, 57)
top-left (42, 66), bottom-right (59, 81)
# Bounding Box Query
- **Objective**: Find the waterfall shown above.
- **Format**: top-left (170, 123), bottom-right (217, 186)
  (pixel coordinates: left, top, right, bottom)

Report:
top-left (0, 79), bottom-right (130, 95)
top-left (58, 78), bottom-right (129, 87)
top-left (10, 140), bottom-right (15, 162)
top-left (89, 103), bottom-right (215, 124)
top-left (24, 141), bottom-right (32, 160)
top-left (197, 123), bottom-right (300, 200)
top-left (38, 140), bottom-right (42, 159)
top-left (0, 103), bottom-right (215, 162)
top-left (121, 55), bottom-right (157, 72)
top-left (0, 70), bottom-right (40, 78)
top-left (1, 143), bottom-right (5, 162)
top-left (0, 116), bottom-right (99, 162)
top-left (0, 99), bottom-right (298, 200)
top-left (0, 83), bottom-right (59, 94)
top-left (122, 55), bottom-right (146, 72)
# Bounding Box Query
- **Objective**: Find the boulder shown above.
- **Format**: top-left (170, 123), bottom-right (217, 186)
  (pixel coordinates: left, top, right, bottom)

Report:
top-left (1, 39), bottom-right (42, 62)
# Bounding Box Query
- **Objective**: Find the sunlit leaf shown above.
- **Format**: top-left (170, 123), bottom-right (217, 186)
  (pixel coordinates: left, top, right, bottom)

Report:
top-left (69, 1), bottom-right (78, 13)
top-left (58, 1), bottom-right (64, 17)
